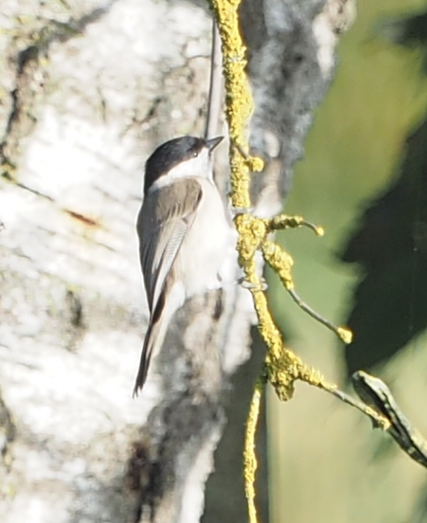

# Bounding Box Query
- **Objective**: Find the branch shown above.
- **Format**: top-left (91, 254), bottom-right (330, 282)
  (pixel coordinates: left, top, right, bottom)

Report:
top-left (207, 2), bottom-right (386, 523)
top-left (352, 371), bottom-right (427, 469)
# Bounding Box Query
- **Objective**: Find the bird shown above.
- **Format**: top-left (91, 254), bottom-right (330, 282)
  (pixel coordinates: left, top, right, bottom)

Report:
top-left (133, 135), bottom-right (237, 396)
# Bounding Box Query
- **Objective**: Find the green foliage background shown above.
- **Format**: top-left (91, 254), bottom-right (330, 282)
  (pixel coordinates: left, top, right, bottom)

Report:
top-left (267, 0), bottom-right (427, 521)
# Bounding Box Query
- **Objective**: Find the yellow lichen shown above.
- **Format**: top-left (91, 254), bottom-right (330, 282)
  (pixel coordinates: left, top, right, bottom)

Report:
top-left (208, 2), bottom-right (353, 522)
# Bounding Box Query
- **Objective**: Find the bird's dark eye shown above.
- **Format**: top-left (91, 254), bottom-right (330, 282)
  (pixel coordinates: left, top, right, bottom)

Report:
top-left (193, 151), bottom-right (198, 157)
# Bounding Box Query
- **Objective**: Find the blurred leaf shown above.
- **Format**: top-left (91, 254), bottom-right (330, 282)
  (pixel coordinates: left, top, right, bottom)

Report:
top-left (378, 7), bottom-right (427, 73)
top-left (341, 117), bottom-right (427, 374)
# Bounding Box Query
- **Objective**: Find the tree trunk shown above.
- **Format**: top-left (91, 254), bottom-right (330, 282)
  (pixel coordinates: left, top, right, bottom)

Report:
top-left (0, 0), bottom-right (355, 522)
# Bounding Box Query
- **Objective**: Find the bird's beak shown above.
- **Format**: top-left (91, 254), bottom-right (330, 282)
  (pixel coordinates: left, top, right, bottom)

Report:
top-left (206, 136), bottom-right (223, 152)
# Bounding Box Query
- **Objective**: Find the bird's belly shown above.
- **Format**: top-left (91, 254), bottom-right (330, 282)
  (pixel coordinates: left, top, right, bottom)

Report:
top-left (177, 181), bottom-right (237, 297)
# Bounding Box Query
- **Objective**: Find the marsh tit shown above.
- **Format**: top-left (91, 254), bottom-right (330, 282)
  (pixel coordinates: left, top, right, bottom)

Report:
top-left (133, 135), bottom-right (237, 396)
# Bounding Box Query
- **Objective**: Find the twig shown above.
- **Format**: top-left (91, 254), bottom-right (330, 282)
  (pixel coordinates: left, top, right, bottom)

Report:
top-left (316, 381), bottom-right (390, 430)
top-left (205, 19), bottom-right (223, 139)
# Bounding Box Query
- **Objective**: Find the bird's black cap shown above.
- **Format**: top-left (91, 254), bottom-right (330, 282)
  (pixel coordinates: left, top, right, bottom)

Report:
top-left (144, 135), bottom-right (223, 194)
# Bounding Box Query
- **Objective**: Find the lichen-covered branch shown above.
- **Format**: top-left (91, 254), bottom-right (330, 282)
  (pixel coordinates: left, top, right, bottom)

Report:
top-left (208, 1), bottom-right (382, 522)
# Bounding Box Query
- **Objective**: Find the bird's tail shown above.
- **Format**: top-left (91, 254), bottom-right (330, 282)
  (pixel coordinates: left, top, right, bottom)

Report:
top-left (133, 319), bottom-right (157, 397)
top-left (133, 283), bottom-right (184, 397)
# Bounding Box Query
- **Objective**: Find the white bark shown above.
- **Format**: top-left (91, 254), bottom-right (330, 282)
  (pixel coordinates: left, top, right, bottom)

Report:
top-left (0, 0), bottom-right (355, 521)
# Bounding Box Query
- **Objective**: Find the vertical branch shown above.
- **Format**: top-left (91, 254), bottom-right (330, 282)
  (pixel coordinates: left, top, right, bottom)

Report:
top-left (209, 0), bottom-right (253, 211)
top-left (208, 2), bottom-right (355, 522)
top-left (243, 376), bottom-right (266, 523)
top-left (208, 3), bottom-right (274, 522)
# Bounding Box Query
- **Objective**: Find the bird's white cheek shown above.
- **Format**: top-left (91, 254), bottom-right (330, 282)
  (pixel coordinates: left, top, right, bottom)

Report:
top-left (161, 150), bottom-right (212, 182)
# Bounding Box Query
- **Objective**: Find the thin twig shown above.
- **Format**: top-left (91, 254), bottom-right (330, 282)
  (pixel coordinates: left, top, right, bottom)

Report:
top-left (316, 381), bottom-right (390, 430)
top-left (205, 18), bottom-right (223, 139)
top-left (287, 288), bottom-right (351, 343)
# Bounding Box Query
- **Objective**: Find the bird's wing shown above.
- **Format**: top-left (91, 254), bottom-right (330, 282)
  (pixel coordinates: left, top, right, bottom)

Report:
top-left (133, 178), bottom-right (203, 395)
top-left (136, 177), bottom-right (203, 316)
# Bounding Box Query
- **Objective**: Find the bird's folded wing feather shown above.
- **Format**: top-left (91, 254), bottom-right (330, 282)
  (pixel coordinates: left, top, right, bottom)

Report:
top-left (137, 178), bottom-right (203, 315)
